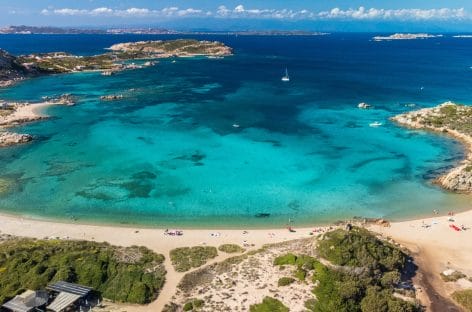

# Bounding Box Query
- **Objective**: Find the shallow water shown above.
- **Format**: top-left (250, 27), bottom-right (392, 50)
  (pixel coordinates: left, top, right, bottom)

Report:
top-left (0, 34), bottom-right (471, 227)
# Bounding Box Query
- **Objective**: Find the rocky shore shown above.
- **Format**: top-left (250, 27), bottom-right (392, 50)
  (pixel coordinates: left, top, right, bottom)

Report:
top-left (0, 96), bottom-right (75, 147)
top-left (392, 102), bottom-right (472, 193)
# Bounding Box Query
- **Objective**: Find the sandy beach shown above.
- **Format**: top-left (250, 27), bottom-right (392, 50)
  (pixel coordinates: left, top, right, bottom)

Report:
top-left (0, 209), bottom-right (471, 311)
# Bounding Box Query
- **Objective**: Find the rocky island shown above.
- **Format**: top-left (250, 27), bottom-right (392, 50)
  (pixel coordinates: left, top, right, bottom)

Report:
top-left (373, 33), bottom-right (442, 41)
top-left (107, 39), bottom-right (233, 58)
top-left (0, 39), bottom-right (232, 86)
top-left (392, 102), bottom-right (472, 193)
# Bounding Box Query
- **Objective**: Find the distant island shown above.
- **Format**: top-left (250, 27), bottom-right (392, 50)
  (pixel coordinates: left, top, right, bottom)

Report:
top-left (373, 33), bottom-right (442, 41)
top-left (0, 25), bottom-right (178, 35)
top-left (393, 102), bottom-right (472, 193)
top-left (0, 25), bottom-right (328, 36)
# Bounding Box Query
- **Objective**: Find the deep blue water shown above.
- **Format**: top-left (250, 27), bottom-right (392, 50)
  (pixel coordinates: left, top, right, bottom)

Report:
top-left (0, 34), bottom-right (471, 228)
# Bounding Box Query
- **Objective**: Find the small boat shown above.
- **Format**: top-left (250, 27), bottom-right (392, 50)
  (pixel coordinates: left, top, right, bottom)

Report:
top-left (232, 124), bottom-right (240, 128)
top-left (255, 213), bottom-right (270, 218)
top-left (369, 121), bottom-right (383, 127)
top-left (358, 102), bottom-right (371, 109)
top-left (281, 68), bottom-right (290, 82)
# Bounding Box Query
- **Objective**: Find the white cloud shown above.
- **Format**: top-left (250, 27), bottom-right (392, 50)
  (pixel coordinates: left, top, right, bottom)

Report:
top-left (40, 5), bottom-right (470, 21)
top-left (317, 7), bottom-right (468, 20)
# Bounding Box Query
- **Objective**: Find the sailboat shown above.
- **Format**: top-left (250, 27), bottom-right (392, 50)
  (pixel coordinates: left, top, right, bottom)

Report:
top-left (281, 68), bottom-right (290, 82)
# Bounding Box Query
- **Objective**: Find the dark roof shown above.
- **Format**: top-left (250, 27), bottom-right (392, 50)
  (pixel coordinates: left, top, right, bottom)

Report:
top-left (46, 281), bottom-right (93, 297)
top-left (1, 290), bottom-right (48, 312)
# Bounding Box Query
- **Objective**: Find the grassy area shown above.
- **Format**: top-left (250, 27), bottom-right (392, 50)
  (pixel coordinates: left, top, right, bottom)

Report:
top-left (170, 246), bottom-right (218, 272)
top-left (452, 289), bottom-right (472, 311)
top-left (0, 238), bottom-right (165, 304)
top-left (218, 244), bottom-right (245, 254)
top-left (250, 297), bottom-right (289, 312)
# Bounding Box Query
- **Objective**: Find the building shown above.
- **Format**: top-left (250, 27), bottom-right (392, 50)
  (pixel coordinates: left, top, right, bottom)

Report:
top-left (1, 290), bottom-right (48, 312)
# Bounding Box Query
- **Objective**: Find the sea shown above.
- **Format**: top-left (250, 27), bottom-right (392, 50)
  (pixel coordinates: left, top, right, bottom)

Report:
top-left (0, 33), bottom-right (471, 228)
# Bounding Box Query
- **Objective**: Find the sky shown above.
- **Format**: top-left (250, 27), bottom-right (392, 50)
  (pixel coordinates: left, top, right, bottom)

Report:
top-left (2, 0), bottom-right (472, 32)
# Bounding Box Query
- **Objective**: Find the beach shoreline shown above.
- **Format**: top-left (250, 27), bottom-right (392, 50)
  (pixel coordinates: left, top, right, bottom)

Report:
top-left (0, 209), bottom-right (471, 311)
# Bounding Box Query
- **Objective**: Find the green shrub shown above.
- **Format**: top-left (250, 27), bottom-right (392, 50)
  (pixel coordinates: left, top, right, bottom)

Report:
top-left (0, 238), bottom-right (165, 304)
top-left (294, 268), bottom-right (307, 281)
top-left (183, 302), bottom-right (193, 311)
top-left (218, 244), bottom-right (245, 254)
top-left (452, 289), bottom-right (472, 311)
top-left (183, 298), bottom-right (205, 311)
top-left (273, 253), bottom-right (297, 266)
top-left (278, 277), bottom-right (295, 286)
top-left (250, 297), bottom-right (289, 312)
top-left (170, 246), bottom-right (218, 272)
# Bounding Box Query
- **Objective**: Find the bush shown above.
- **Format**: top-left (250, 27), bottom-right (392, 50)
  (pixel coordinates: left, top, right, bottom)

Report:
top-left (452, 289), bottom-right (472, 311)
top-left (294, 268), bottom-right (307, 281)
top-left (278, 277), bottom-right (295, 286)
top-left (250, 297), bottom-right (289, 312)
top-left (218, 244), bottom-right (245, 254)
top-left (183, 298), bottom-right (204, 311)
top-left (273, 253), bottom-right (297, 266)
top-left (170, 246), bottom-right (218, 272)
top-left (0, 238), bottom-right (166, 304)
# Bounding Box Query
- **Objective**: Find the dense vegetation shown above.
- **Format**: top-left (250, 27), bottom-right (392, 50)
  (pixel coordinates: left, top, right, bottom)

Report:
top-left (273, 227), bottom-right (419, 312)
top-left (170, 246), bottom-right (218, 272)
top-left (249, 297), bottom-right (289, 312)
top-left (452, 289), bottom-right (472, 311)
top-left (317, 227), bottom-right (406, 273)
top-left (0, 238), bottom-right (165, 304)
top-left (218, 244), bottom-right (245, 254)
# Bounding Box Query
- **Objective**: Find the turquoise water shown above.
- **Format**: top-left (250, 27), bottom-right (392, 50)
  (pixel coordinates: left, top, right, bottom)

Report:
top-left (0, 34), bottom-right (471, 227)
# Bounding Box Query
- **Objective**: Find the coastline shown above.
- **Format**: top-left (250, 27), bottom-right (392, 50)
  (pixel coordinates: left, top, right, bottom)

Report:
top-left (392, 102), bottom-right (472, 194)
top-left (0, 209), bottom-right (471, 310)
top-left (0, 96), bottom-right (75, 147)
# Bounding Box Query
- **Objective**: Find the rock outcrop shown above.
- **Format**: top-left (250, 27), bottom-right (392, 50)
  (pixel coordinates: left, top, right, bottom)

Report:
top-left (0, 132), bottom-right (33, 147)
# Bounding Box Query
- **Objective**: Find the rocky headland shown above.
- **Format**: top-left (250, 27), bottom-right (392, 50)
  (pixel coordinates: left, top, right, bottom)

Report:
top-left (392, 102), bottom-right (472, 193)
top-left (0, 39), bottom-right (232, 87)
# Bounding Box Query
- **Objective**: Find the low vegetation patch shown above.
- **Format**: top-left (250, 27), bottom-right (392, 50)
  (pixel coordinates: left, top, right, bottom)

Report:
top-left (218, 243), bottom-right (245, 254)
top-left (250, 296), bottom-right (289, 312)
top-left (452, 289), bottom-right (472, 312)
top-left (183, 298), bottom-right (205, 311)
top-left (170, 246), bottom-right (218, 272)
top-left (0, 238), bottom-right (165, 304)
top-left (440, 270), bottom-right (467, 282)
top-left (278, 277), bottom-right (296, 286)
